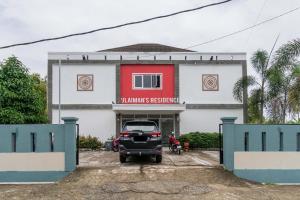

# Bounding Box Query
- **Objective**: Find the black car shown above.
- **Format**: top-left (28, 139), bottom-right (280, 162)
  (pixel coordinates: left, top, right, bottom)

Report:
top-left (119, 120), bottom-right (162, 163)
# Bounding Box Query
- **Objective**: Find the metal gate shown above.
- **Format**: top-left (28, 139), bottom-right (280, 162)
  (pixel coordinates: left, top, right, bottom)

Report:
top-left (76, 124), bottom-right (80, 165)
top-left (218, 123), bottom-right (223, 164)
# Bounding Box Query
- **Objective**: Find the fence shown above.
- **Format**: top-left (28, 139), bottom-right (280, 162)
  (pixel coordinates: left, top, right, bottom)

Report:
top-left (0, 117), bottom-right (78, 183)
top-left (221, 117), bottom-right (300, 184)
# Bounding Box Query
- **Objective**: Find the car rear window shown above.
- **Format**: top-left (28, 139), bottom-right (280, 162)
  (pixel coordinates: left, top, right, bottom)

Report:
top-left (123, 121), bottom-right (157, 132)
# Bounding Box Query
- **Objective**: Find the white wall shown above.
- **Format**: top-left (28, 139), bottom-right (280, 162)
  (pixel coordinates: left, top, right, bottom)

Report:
top-left (180, 109), bottom-right (243, 133)
top-left (52, 64), bottom-right (116, 104)
top-left (179, 64), bottom-right (243, 104)
top-left (52, 109), bottom-right (115, 142)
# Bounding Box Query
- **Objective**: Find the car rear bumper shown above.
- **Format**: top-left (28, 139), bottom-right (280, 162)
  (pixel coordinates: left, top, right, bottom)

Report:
top-left (119, 144), bottom-right (162, 156)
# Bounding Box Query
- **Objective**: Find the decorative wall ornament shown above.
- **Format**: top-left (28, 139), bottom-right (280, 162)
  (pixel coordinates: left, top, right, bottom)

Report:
top-left (202, 74), bottom-right (219, 91)
top-left (77, 74), bottom-right (93, 91)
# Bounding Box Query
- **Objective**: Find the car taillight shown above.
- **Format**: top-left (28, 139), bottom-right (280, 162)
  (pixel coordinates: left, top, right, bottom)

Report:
top-left (151, 132), bottom-right (161, 137)
top-left (120, 132), bottom-right (129, 137)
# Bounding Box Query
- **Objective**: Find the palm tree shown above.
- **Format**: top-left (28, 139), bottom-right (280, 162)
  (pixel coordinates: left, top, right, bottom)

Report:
top-left (234, 39), bottom-right (300, 124)
top-left (288, 76), bottom-right (300, 121)
top-left (247, 89), bottom-right (261, 123)
top-left (272, 39), bottom-right (300, 70)
top-left (268, 39), bottom-right (300, 123)
top-left (233, 50), bottom-right (269, 123)
top-left (267, 66), bottom-right (299, 123)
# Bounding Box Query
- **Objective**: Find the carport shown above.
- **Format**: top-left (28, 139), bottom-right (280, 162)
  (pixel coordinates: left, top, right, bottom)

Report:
top-left (113, 104), bottom-right (186, 143)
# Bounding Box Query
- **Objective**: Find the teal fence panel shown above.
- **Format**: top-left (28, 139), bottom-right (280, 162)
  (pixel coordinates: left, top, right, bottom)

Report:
top-left (221, 117), bottom-right (300, 184)
top-left (0, 117), bottom-right (78, 183)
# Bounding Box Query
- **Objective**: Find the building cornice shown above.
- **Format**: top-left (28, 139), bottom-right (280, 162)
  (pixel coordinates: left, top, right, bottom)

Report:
top-left (51, 103), bottom-right (243, 110)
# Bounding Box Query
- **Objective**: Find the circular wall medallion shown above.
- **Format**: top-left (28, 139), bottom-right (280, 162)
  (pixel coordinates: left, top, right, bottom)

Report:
top-left (203, 75), bottom-right (218, 91)
top-left (78, 75), bottom-right (93, 91)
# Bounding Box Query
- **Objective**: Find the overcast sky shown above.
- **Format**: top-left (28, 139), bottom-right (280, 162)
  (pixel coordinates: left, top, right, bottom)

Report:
top-left (0, 0), bottom-right (299, 77)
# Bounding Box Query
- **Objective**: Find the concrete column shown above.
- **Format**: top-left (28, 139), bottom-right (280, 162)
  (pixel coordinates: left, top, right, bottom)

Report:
top-left (221, 117), bottom-right (237, 171)
top-left (116, 114), bottom-right (121, 137)
top-left (62, 117), bottom-right (78, 172)
top-left (175, 113), bottom-right (180, 137)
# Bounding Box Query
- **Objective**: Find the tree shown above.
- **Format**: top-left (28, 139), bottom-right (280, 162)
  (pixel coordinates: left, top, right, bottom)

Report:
top-left (0, 56), bottom-right (48, 124)
top-left (289, 90), bottom-right (300, 121)
top-left (247, 89), bottom-right (261, 123)
top-left (268, 39), bottom-right (300, 123)
top-left (233, 50), bottom-right (269, 123)
top-left (31, 73), bottom-right (48, 122)
top-left (267, 66), bottom-right (299, 123)
top-left (234, 39), bottom-right (300, 124)
top-left (288, 75), bottom-right (300, 121)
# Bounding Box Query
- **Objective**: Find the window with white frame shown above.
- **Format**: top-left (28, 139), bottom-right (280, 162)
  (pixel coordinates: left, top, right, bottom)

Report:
top-left (133, 74), bottom-right (162, 89)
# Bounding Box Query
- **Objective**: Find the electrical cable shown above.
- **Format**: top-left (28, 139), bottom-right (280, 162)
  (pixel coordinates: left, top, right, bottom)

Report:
top-left (0, 0), bottom-right (233, 49)
top-left (185, 6), bottom-right (300, 50)
top-left (120, 6), bottom-right (300, 60)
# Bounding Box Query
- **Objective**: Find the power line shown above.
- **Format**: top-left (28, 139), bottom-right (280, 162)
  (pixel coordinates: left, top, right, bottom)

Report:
top-left (265, 33), bottom-right (280, 68)
top-left (0, 0), bottom-right (233, 50)
top-left (244, 0), bottom-right (268, 46)
top-left (122, 6), bottom-right (299, 60)
top-left (186, 6), bottom-right (300, 50)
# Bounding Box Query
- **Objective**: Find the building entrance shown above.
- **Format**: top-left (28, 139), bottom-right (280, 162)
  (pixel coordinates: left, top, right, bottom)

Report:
top-left (120, 114), bottom-right (176, 144)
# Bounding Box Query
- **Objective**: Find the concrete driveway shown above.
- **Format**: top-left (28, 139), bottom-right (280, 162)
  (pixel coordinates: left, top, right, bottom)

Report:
top-left (1, 150), bottom-right (300, 200)
top-left (79, 148), bottom-right (219, 167)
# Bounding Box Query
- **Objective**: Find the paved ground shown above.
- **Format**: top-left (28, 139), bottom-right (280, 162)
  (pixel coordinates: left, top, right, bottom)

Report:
top-left (79, 149), bottom-right (219, 167)
top-left (1, 150), bottom-right (300, 199)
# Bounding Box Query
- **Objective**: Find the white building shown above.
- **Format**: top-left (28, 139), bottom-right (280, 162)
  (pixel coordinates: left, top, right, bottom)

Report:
top-left (48, 43), bottom-right (247, 142)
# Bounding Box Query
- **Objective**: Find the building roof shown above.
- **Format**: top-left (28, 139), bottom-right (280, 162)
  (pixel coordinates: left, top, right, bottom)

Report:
top-left (99, 43), bottom-right (195, 52)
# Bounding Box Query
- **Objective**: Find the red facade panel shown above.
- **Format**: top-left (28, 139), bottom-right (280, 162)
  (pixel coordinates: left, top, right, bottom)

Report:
top-left (120, 64), bottom-right (175, 104)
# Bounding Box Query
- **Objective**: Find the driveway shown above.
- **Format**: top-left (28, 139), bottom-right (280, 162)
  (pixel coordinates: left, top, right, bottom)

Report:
top-left (1, 150), bottom-right (300, 200)
top-left (79, 148), bottom-right (219, 167)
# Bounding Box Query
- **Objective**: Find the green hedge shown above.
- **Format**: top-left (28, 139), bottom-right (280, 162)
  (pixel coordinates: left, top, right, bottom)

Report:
top-left (178, 132), bottom-right (221, 149)
top-left (79, 135), bottom-right (102, 150)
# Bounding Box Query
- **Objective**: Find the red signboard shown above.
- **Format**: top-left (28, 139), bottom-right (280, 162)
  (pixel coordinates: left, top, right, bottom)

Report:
top-left (120, 64), bottom-right (175, 104)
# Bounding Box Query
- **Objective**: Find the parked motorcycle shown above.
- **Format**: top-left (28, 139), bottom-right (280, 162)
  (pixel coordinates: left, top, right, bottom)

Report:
top-left (168, 132), bottom-right (182, 155)
top-left (112, 136), bottom-right (120, 152)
